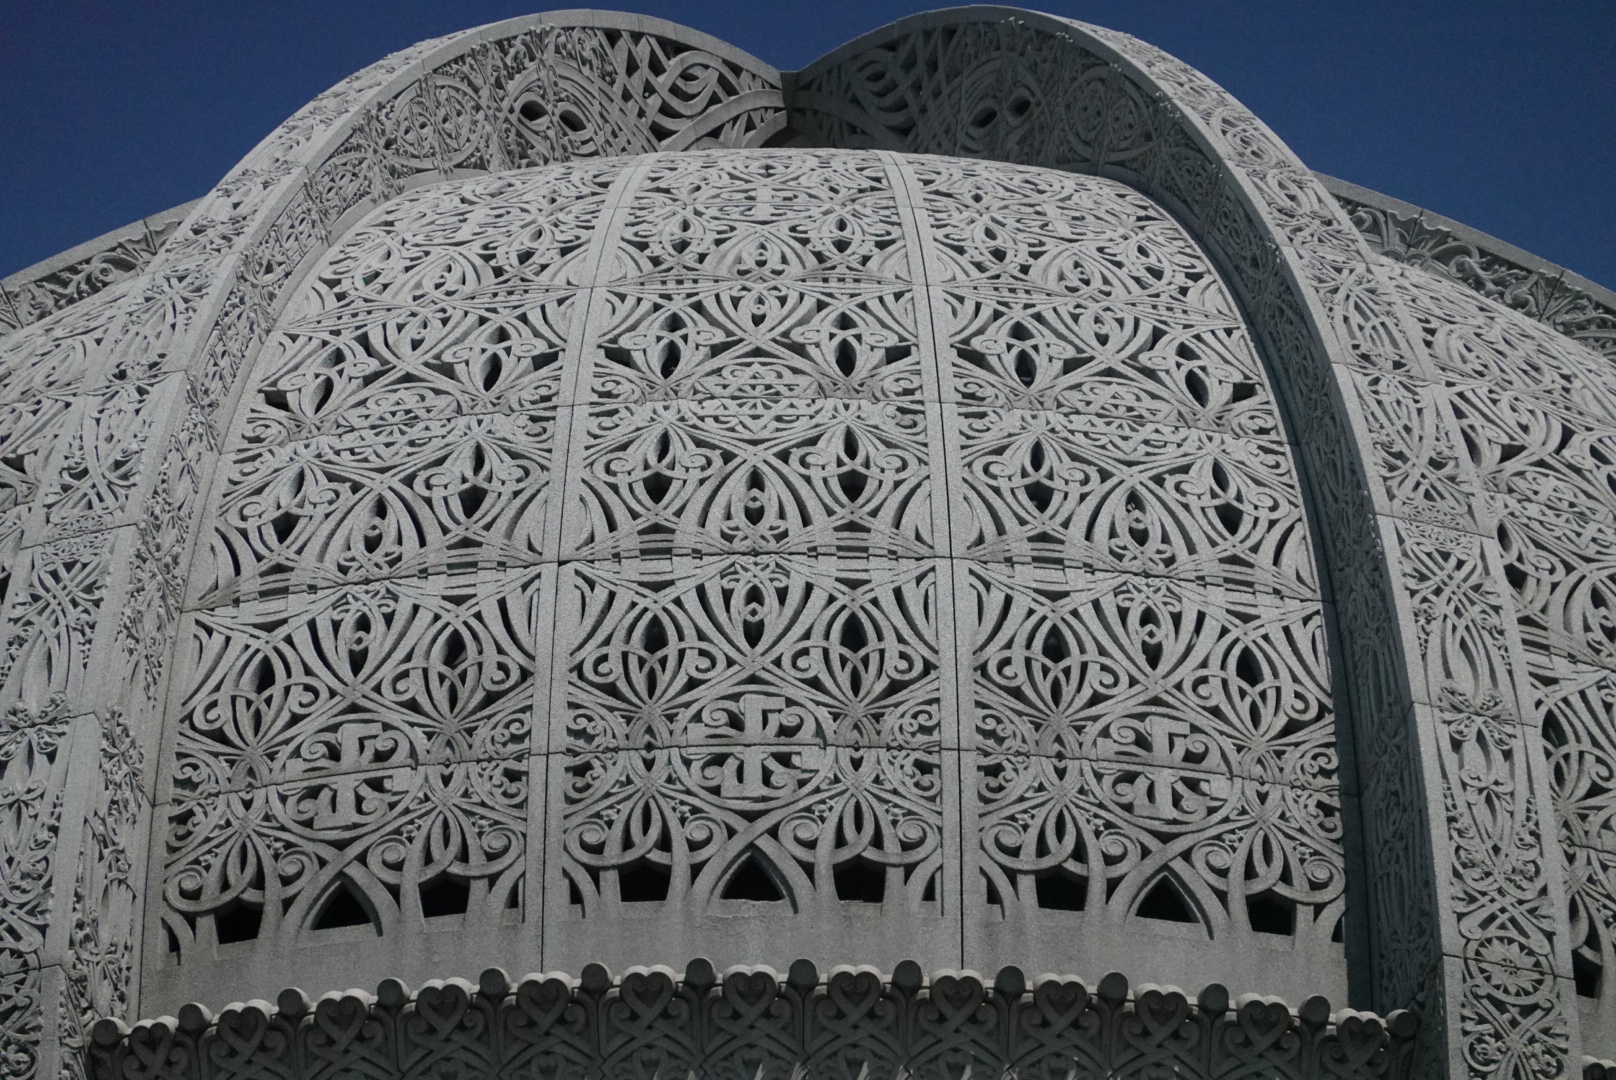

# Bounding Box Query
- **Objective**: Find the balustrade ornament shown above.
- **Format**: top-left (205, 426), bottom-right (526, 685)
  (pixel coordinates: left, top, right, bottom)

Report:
top-left (90, 963), bottom-right (1420, 1080)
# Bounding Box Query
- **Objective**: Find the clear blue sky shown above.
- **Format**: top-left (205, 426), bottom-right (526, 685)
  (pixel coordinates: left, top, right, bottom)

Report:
top-left (2, 1), bottom-right (1611, 287)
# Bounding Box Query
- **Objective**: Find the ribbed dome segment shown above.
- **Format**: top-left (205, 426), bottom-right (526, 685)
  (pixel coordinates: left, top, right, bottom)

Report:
top-left (152, 148), bottom-right (1345, 1008)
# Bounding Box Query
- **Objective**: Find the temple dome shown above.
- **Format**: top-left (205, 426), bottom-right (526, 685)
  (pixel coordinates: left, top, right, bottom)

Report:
top-left (151, 149), bottom-right (1343, 1009)
top-left (4, 10), bottom-right (1612, 1079)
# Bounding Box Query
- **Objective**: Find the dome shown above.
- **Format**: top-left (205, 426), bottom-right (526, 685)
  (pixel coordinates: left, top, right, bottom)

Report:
top-left (158, 149), bottom-right (1342, 1009)
top-left (3, 9), bottom-right (1614, 1080)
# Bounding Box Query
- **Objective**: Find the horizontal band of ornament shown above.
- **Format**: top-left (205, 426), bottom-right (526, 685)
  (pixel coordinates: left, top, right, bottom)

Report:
top-left (89, 959), bottom-right (1418, 1080)
top-left (1317, 172), bottom-right (1616, 361)
top-left (0, 199), bottom-right (199, 337)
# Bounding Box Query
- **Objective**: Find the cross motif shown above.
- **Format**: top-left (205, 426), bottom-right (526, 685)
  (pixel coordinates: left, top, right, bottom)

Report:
top-left (308, 722), bottom-right (404, 829)
top-left (692, 693), bottom-right (821, 799)
top-left (1095, 715), bottom-right (1229, 821)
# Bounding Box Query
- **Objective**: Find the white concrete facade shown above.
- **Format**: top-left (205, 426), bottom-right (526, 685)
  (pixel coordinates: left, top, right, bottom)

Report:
top-left (1, 9), bottom-right (1612, 1078)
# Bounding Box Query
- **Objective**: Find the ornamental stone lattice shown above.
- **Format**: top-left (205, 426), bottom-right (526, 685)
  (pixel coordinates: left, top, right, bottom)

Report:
top-left (1, 9), bottom-right (1612, 1080)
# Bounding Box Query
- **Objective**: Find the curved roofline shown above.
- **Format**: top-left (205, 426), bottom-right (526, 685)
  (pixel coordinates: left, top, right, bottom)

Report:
top-left (0, 10), bottom-right (1590, 1075)
top-left (800, 4), bottom-right (1055, 71)
top-left (0, 8), bottom-right (784, 338)
top-left (1317, 172), bottom-right (1614, 306)
top-left (0, 199), bottom-right (199, 334)
top-left (1316, 172), bottom-right (1616, 363)
top-left (0, 200), bottom-right (199, 294)
top-left (7, 8), bottom-right (1606, 351)
top-left (467, 9), bottom-right (779, 79)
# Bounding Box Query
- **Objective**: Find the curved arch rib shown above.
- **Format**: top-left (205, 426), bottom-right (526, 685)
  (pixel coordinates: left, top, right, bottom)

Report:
top-left (786, 8), bottom-right (1577, 1077)
top-left (0, 13), bottom-right (783, 1078)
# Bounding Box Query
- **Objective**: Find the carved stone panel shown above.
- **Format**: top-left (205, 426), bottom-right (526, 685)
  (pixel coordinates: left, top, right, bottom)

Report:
top-left (1392, 256), bottom-right (1616, 1061)
top-left (0, 14), bottom-right (790, 1075)
top-left (17, 7), bottom-right (1608, 1075)
top-left (144, 149), bottom-right (1345, 1010)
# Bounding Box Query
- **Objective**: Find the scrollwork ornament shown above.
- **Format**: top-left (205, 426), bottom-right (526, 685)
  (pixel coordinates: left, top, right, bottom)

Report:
top-left (791, 8), bottom-right (1582, 1072)
top-left (1, 7), bottom-right (1599, 1074)
top-left (1, 14), bottom-right (787, 1076)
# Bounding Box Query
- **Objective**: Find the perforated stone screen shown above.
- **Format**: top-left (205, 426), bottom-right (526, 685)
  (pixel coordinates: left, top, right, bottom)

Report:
top-left (12, 9), bottom-right (1616, 1079)
top-left (150, 149), bottom-right (1345, 1009)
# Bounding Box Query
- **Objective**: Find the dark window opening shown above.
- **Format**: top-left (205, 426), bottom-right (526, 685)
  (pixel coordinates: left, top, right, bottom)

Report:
top-left (1034, 871), bottom-right (1086, 911)
top-left (1136, 877), bottom-right (1197, 924)
top-left (1246, 892), bottom-right (1295, 936)
top-left (834, 860), bottom-right (886, 903)
top-left (619, 860), bottom-right (671, 903)
top-left (557, 107), bottom-right (587, 134)
top-left (419, 876), bottom-right (470, 919)
top-left (214, 902), bottom-right (262, 944)
top-left (721, 855), bottom-right (784, 902)
top-left (1575, 951), bottom-right (1604, 999)
top-left (312, 880), bottom-right (377, 932)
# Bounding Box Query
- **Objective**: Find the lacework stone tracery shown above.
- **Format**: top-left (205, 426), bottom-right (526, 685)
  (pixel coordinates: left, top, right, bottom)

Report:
top-left (158, 148), bottom-right (1346, 1002)
top-left (1382, 254), bottom-right (1616, 1055)
top-left (7, 6), bottom-right (1610, 1076)
top-left (787, 11), bottom-right (1598, 1076)
top-left (0, 13), bottom-right (786, 1076)
top-left (1335, 189), bottom-right (1616, 364)
top-left (0, 203), bottom-right (196, 340)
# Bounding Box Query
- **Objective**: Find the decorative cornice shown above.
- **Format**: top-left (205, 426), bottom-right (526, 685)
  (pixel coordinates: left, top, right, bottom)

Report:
top-left (1319, 173), bottom-right (1616, 362)
top-left (90, 962), bottom-right (1418, 1080)
top-left (0, 201), bottom-right (199, 339)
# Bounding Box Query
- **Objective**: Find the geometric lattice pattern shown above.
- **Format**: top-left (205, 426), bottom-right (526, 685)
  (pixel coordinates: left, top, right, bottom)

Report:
top-left (14, 8), bottom-right (1613, 1078)
top-left (158, 150), bottom-right (1345, 1003)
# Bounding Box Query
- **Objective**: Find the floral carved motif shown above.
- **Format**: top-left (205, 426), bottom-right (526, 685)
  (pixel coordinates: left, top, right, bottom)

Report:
top-left (157, 149), bottom-right (1346, 1004)
top-left (0, 14), bottom-right (786, 1080)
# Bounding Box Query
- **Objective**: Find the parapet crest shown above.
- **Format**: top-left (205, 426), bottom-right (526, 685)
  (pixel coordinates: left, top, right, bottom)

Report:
top-left (90, 961), bottom-right (1419, 1080)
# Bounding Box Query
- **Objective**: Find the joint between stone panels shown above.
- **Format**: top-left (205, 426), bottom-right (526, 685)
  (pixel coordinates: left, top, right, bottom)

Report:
top-left (1369, 506), bottom-right (1490, 539)
top-left (16, 519), bottom-right (144, 553)
top-left (1437, 947), bottom-right (1561, 980)
top-left (1539, 267), bottom-right (1572, 316)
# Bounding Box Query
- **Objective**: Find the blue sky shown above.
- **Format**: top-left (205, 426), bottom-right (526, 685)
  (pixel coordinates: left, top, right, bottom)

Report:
top-left (2, 1), bottom-right (1611, 286)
